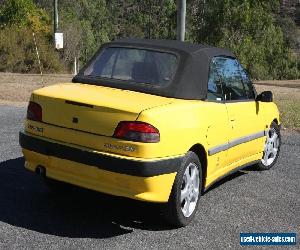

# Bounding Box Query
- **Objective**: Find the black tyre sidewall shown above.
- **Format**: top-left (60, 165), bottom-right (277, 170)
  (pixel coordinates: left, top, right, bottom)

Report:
top-left (164, 151), bottom-right (202, 227)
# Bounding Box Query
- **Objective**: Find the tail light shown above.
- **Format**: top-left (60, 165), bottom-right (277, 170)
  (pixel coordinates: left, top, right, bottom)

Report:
top-left (113, 121), bottom-right (160, 143)
top-left (27, 101), bottom-right (42, 122)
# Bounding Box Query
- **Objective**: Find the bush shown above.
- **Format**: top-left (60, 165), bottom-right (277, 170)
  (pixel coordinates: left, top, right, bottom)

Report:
top-left (0, 26), bottom-right (65, 73)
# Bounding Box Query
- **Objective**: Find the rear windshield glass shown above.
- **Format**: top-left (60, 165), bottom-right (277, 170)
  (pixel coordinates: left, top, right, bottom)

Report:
top-left (84, 47), bottom-right (178, 85)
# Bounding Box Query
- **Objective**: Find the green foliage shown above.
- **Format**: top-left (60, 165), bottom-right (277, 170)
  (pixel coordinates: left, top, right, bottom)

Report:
top-left (276, 16), bottom-right (300, 49)
top-left (0, 0), bottom-right (299, 79)
top-left (0, 0), bottom-right (63, 73)
top-left (56, 0), bottom-right (116, 65)
top-left (0, 26), bottom-right (64, 73)
top-left (57, 0), bottom-right (176, 65)
top-left (115, 0), bottom-right (176, 39)
top-left (0, 0), bottom-right (35, 26)
top-left (189, 0), bottom-right (299, 80)
top-left (0, 0), bottom-right (50, 34)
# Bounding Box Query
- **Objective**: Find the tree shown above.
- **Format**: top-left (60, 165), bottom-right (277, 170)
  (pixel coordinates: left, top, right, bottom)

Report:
top-left (0, 0), bottom-right (50, 34)
top-left (0, 0), bottom-right (64, 73)
top-left (0, 0), bottom-right (298, 78)
top-left (0, 26), bottom-right (64, 73)
top-left (114, 0), bottom-right (176, 39)
top-left (188, 0), bottom-right (299, 79)
top-left (55, 0), bottom-right (116, 65)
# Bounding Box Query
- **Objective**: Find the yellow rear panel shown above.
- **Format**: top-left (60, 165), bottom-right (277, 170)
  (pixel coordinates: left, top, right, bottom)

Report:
top-left (32, 83), bottom-right (174, 136)
top-left (23, 148), bottom-right (176, 202)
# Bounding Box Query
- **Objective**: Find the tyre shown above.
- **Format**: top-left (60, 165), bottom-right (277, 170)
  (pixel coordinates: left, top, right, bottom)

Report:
top-left (162, 151), bottom-right (202, 227)
top-left (256, 121), bottom-right (281, 170)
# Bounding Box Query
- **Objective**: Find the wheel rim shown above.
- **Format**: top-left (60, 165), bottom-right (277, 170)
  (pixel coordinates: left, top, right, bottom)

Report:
top-left (180, 163), bottom-right (200, 218)
top-left (261, 128), bottom-right (280, 166)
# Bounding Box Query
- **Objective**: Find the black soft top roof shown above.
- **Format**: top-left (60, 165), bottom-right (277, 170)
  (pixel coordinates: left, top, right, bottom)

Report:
top-left (111, 38), bottom-right (212, 54)
top-left (73, 39), bottom-right (235, 100)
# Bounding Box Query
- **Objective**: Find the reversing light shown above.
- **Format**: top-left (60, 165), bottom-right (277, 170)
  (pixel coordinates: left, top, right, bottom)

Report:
top-left (113, 121), bottom-right (160, 143)
top-left (27, 101), bottom-right (42, 122)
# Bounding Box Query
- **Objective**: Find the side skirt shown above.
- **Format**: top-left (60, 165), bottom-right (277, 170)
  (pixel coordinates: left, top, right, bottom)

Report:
top-left (203, 160), bottom-right (260, 192)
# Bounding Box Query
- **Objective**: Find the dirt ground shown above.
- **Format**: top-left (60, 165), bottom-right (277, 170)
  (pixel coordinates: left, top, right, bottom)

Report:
top-left (0, 73), bottom-right (72, 103)
top-left (0, 73), bottom-right (299, 130)
top-left (255, 84), bottom-right (300, 102)
top-left (255, 80), bottom-right (300, 88)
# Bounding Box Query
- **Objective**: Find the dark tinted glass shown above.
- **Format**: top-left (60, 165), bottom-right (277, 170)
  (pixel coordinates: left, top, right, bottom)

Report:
top-left (84, 47), bottom-right (178, 85)
top-left (238, 64), bottom-right (255, 99)
top-left (213, 57), bottom-right (248, 101)
top-left (207, 58), bottom-right (224, 101)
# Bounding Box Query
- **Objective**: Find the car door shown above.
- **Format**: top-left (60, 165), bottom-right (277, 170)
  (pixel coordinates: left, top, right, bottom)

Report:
top-left (204, 57), bottom-right (231, 184)
top-left (215, 57), bottom-right (266, 165)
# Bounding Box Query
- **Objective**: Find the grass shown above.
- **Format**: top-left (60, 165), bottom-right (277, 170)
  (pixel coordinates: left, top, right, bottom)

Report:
top-left (255, 84), bottom-right (300, 131)
top-left (276, 99), bottom-right (300, 130)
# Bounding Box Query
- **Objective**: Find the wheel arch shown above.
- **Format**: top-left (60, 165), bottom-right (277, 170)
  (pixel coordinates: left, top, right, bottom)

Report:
top-left (189, 143), bottom-right (207, 191)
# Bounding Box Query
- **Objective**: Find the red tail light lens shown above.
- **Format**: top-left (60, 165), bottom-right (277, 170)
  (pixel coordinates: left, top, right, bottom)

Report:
top-left (27, 101), bottom-right (42, 122)
top-left (113, 121), bottom-right (160, 143)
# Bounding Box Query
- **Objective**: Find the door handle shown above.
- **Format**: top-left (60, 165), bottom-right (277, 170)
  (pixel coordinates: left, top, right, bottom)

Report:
top-left (230, 118), bottom-right (236, 129)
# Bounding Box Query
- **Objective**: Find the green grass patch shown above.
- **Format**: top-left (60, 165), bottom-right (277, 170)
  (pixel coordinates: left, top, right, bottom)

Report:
top-left (276, 99), bottom-right (300, 130)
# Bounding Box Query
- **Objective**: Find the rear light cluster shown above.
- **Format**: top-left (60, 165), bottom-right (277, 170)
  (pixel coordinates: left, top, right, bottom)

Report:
top-left (113, 121), bottom-right (160, 143)
top-left (27, 101), bottom-right (42, 122)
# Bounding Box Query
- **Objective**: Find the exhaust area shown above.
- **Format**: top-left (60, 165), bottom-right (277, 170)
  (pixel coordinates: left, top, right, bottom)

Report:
top-left (35, 166), bottom-right (46, 177)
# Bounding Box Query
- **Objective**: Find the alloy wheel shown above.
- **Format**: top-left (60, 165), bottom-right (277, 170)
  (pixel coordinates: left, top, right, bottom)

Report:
top-left (262, 128), bottom-right (280, 166)
top-left (180, 163), bottom-right (200, 217)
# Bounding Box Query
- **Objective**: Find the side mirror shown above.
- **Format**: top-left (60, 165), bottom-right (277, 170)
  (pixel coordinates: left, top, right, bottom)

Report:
top-left (256, 91), bottom-right (273, 102)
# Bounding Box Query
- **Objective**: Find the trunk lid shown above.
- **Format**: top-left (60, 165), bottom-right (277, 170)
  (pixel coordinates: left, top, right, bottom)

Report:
top-left (32, 83), bottom-right (173, 136)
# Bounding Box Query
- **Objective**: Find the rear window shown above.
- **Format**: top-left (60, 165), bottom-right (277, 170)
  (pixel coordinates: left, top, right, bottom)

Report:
top-left (84, 47), bottom-right (178, 85)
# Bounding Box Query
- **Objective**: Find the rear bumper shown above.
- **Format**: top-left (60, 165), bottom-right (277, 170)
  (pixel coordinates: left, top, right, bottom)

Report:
top-left (19, 132), bottom-right (182, 202)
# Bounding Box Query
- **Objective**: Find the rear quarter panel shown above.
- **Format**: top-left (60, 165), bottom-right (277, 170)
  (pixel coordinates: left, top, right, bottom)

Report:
top-left (136, 100), bottom-right (230, 160)
top-left (137, 101), bottom-right (206, 158)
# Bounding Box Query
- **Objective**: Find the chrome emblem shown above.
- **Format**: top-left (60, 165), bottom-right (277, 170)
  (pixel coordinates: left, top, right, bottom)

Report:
top-left (28, 124), bottom-right (44, 133)
top-left (104, 143), bottom-right (136, 152)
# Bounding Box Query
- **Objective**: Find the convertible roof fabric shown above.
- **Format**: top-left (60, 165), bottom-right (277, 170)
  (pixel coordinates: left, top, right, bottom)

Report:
top-left (73, 38), bottom-right (235, 100)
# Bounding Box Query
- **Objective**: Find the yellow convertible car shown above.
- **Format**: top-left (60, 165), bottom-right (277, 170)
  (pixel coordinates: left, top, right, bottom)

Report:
top-left (19, 39), bottom-right (281, 227)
